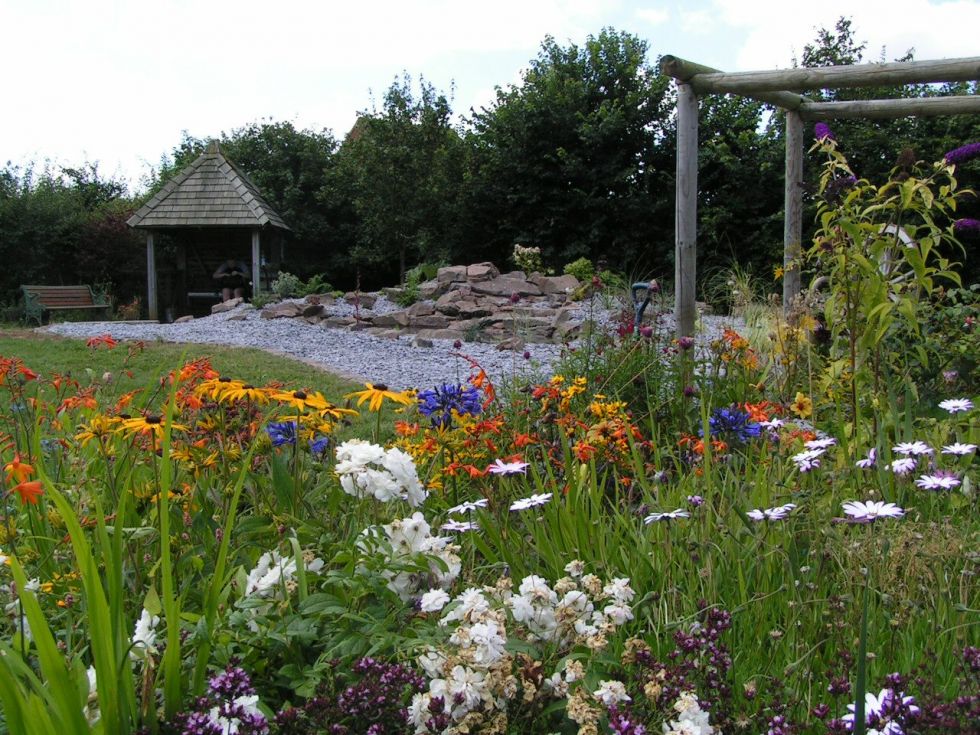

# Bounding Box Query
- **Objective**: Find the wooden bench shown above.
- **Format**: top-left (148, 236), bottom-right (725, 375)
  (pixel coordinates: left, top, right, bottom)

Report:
top-left (20, 285), bottom-right (110, 325)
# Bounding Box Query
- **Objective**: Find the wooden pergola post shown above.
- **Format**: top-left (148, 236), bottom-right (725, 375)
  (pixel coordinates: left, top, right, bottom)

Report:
top-left (146, 231), bottom-right (157, 321)
top-left (675, 82), bottom-right (698, 338)
top-left (783, 110), bottom-right (804, 317)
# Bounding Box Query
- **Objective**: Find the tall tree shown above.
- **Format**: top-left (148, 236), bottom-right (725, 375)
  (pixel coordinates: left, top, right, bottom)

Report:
top-left (463, 28), bottom-right (674, 275)
top-left (335, 75), bottom-right (464, 286)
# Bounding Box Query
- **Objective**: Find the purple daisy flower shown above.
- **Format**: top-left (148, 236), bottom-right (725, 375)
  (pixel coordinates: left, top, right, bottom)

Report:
top-left (747, 503), bottom-right (797, 521)
top-left (842, 500), bottom-right (905, 523)
top-left (914, 470), bottom-right (961, 490)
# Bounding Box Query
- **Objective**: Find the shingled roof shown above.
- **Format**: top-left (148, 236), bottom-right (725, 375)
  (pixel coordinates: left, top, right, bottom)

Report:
top-left (127, 141), bottom-right (291, 230)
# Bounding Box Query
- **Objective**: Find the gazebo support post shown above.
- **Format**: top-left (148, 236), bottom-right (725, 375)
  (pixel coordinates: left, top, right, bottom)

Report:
top-left (675, 82), bottom-right (698, 339)
top-left (251, 229), bottom-right (261, 297)
top-left (146, 231), bottom-right (158, 321)
top-left (783, 110), bottom-right (804, 320)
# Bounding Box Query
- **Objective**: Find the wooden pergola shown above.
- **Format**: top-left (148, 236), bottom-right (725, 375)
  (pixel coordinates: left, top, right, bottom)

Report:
top-left (127, 141), bottom-right (291, 321)
top-left (660, 55), bottom-right (980, 336)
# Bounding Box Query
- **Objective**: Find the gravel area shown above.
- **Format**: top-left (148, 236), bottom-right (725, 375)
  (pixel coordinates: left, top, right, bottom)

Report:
top-left (43, 297), bottom-right (744, 390)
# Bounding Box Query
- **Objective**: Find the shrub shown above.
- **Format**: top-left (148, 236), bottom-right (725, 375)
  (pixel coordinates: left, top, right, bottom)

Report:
top-left (562, 256), bottom-right (594, 282)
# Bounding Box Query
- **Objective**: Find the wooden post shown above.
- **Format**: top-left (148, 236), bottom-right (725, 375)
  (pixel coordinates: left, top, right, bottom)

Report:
top-left (175, 242), bottom-right (187, 314)
top-left (146, 231), bottom-right (158, 321)
top-left (783, 110), bottom-right (804, 320)
top-left (251, 229), bottom-right (261, 297)
top-left (675, 83), bottom-right (698, 339)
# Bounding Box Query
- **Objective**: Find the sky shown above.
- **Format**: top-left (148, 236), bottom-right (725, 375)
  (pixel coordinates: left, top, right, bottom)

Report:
top-left (2, 0), bottom-right (977, 192)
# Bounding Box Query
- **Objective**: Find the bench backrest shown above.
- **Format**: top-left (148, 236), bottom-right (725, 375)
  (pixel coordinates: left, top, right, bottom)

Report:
top-left (21, 285), bottom-right (101, 308)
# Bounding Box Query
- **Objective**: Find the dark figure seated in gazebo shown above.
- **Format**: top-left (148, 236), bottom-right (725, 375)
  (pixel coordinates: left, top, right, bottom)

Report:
top-left (213, 259), bottom-right (250, 301)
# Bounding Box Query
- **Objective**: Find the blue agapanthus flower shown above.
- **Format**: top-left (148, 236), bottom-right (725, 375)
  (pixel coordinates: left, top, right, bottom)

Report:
top-left (701, 406), bottom-right (762, 443)
top-left (417, 383), bottom-right (482, 428)
top-left (309, 436), bottom-right (330, 456)
top-left (266, 420), bottom-right (297, 447)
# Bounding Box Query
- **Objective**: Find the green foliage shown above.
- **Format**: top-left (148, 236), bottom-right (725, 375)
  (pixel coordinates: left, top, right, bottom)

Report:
top-left (271, 271), bottom-right (302, 299)
top-left (905, 284), bottom-right (980, 394)
top-left (562, 257), bottom-right (594, 282)
top-left (702, 262), bottom-right (762, 317)
top-left (394, 262), bottom-right (444, 307)
top-left (807, 133), bottom-right (967, 432)
top-left (0, 163), bottom-right (141, 305)
top-left (296, 273), bottom-right (335, 297)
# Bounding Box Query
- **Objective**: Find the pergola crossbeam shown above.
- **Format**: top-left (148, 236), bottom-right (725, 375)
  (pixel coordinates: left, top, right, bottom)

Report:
top-left (800, 95), bottom-right (980, 120)
top-left (684, 57), bottom-right (980, 96)
top-left (660, 55), bottom-right (805, 110)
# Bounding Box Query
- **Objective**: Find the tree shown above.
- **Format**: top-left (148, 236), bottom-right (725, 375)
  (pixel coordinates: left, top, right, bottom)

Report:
top-left (335, 75), bottom-right (464, 285)
top-left (462, 28), bottom-right (674, 275)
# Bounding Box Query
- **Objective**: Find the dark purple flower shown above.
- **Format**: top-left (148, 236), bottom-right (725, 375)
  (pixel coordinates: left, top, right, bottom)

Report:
top-left (943, 142), bottom-right (980, 166)
top-left (815, 122), bottom-right (836, 141)
top-left (522, 350), bottom-right (531, 360)
top-left (639, 325), bottom-right (653, 338)
top-left (825, 175), bottom-right (858, 204)
top-left (208, 666), bottom-right (255, 699)
top-left (677, 336), bottom-right (695, 350)
top-left (509, 292), bottom-right (520, 304)
top-left (607, 704), bottom-right (647, 734)
top-left (953, 219), bottom-right (980, 237)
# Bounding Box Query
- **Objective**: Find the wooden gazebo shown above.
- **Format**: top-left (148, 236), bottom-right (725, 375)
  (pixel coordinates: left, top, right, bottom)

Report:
top-left (127, 141), bottom-right (291, 321)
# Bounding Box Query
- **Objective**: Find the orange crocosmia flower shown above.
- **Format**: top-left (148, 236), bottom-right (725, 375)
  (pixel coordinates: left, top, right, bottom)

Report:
top-left (462, 464), bottom-right (485, 478)
top-left (395, 421), bottom-right (420, 437)
top-left (4, 453), bottom-right (34, 484)
top-left (177, 389), bottom-right (204, 411)
top-left (12, 480), bottom-right (43, 505)
top-left (513, 433), bottom-right (537, 448)
top-left (17, 365), bottom-right (39, 381)
top-left (573, 441), bottom-right (597, 462)
top-left (114, 390), bottom-right (141, 411)
top-left (723, 329), bottom-right (749, 350)
top-left (177, 357), bottom-right (218, 383)
top-left (86, 334), bottom-right (118, 349)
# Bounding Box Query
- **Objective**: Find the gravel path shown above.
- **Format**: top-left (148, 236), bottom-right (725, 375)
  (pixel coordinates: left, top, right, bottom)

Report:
top-left (43, 297), bottom-right (743, 390)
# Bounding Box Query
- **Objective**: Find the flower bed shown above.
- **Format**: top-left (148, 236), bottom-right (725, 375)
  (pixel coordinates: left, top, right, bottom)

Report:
top-left (0, 135), bottom-right (977, 735)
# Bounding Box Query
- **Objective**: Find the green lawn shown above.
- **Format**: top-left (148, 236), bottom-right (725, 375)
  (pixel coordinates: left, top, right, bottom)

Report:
top-left (0, 328), bottom-right (389, 438)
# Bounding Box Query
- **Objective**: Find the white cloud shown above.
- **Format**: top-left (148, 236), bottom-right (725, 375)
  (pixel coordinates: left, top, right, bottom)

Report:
top-left (636, 7), bottom-right (670, 26)
top-left (678, 9), bottom-right (714, 35)
top-left (709, 0), bottom-right (980, 70)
